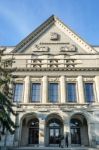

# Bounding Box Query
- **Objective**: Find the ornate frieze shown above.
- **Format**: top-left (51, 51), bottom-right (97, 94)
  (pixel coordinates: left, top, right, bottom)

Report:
top-left (17, 103), bottom-right (92, 113)
top-left (34, 45), bottom-right (49, 52)
top-left (84, 78), bottom-right (94, 82)
top-left (16, 67), bottom-right (99, 72)
top-left (14, 78), bottom-right (24, 82)
top-left (66, 78), bottom-right (77, 82)
top-left (31, 78), bottom-right (41, 82)
top-left (48, 78), bottom-right (59, 82)
top-left (60, 43), bottom-right (77, 52)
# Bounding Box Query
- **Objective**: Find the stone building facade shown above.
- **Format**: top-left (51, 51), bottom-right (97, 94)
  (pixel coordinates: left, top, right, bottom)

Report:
top-left (0, 15), bottom-right (99, 148)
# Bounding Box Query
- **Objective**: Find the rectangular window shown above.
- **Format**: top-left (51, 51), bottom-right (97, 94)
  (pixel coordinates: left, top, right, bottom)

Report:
top-left (14, 83), bottom-right (23, 102)
top-left (67, 83), bottom-right (76, 102)
top-left (84, 83), bottom-right (94, 103)
top-left (31, 83), bottom-right (41, 102)
top-left (48, 83), bottom-right (58, 103)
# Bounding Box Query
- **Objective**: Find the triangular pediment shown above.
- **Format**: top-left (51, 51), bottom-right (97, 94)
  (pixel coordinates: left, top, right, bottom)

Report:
top-left (12, 15), bottom-right (97, 54)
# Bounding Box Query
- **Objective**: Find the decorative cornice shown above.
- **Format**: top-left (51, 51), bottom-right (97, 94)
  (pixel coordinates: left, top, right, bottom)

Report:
top-left (15, 67), bottom-right (99, 72)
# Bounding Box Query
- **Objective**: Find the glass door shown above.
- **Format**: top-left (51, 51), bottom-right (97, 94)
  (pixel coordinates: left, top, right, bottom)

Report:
top-left (29, 128), bottom-right (39, 144)
top-left (70, 118), bottom-right (81, 145)
top-left (49, 127), bottom-right (60, 144)
top-left (71, 127), bottom-right (81, 144)
top-left (28, 119), bottom-right (39, 145)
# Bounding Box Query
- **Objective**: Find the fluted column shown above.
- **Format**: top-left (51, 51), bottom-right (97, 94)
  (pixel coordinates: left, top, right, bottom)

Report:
top-left (60, 76), bottom-right (66, 103)
top-left (24, 76), bottom-right (30, 103)
top-left (42, 76), bottom-right (48, 103)
top-left (77, 76), bottom-right (85, 104)
top-left (95, 76), bottom-right (99, 103)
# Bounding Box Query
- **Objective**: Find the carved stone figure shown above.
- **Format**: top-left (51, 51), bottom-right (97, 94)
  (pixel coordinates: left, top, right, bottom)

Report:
top-left (35, 45), bottom-right (49, 52)
top-left (60, 43), bottom-right (77, 52)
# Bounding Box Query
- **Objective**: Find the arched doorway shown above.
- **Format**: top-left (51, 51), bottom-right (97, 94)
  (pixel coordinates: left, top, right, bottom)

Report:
top-left (48, 119), bottom-right (61, 145)
top-left (45, 114), bottom-right (63, 147)
top-left (21, 115), bottom-right (39, 146)
top-left (28, 118), bottom-right (39, 145)
top-left (70, 118), bottom-right (81, 145)
top-left (70, 114), bottom-right (89, 146)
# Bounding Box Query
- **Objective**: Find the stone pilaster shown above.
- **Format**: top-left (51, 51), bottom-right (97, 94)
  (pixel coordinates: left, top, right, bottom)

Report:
top-left (24, 76), bottom-right (30, 103)
top-left (42, 76), bottom-right (48, 103)
top-left (77, 76), bottom-right (85, 104)
top-left (64, 120), bottom-right (70, 147)
top-left (60, 76), bottom-right (66, 103)
top-left (88, 123), bottom-right (96, 147)
top-left (39, 118), bottom-right (45, 147)
top-left (95, 76), bottom-right (99, 103)
top-left (14, 113), bottom-right (19, 146)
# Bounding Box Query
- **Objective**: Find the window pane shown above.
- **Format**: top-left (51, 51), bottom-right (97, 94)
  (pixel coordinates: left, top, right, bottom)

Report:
top-left (49, 83), bottom-right (58, 102)
top-left (84, 83), bottom-right (94, 102)
top-left (31, 83), bottom-right (41, 102)
top-left (67, 83), bottom-right (76, 102)
top-left (14, 83), bottom-right (23, 102)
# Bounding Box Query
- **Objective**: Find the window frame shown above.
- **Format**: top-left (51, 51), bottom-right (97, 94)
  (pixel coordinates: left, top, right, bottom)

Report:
top-left (48, 82), bottom-right (59, 103)
top-left (84, 82), bottom-right (95, 103)
top-left (13, 82), bottom-right (24, 103)
top-left (66, 82), bottom-right (77, 103)
top-left (31, 82), bottom-right (41, 103)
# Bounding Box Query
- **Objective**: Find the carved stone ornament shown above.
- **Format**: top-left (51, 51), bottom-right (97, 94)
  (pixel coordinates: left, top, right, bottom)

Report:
top-left (50, 32), bottom-right (59, 40)
top-left (31, 78), bottom-right (41, 82)
top-left (39, 46), bottom-right (49, 52)
top-left (84, 78), bottom-right (94, 82)
top-left (49, 78), bottom-right (59, 82)
top-left (66, 78), bottom-right (77, 82)
top-left (60, 43), bottom-right (77, 52)
top-left (35, 45), bottom-right (49, 52)
top-left (15, 78), bottom-right (24, 82)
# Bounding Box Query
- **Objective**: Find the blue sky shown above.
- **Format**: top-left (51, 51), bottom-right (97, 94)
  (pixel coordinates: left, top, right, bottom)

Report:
top-left (0, 0), bottom-right (99, 46)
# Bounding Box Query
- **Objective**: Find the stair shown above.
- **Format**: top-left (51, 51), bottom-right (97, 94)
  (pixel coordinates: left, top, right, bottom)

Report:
top-left (6, 147), bottom-right (98, 150)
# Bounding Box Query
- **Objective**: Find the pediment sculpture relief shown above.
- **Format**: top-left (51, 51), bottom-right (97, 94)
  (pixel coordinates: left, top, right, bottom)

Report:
top-left (34, 45), bottom-right (49, 52)
top-left (50, 32), bottom-right (59, 40)
top-left (60, 43), bottom-right (77, 52)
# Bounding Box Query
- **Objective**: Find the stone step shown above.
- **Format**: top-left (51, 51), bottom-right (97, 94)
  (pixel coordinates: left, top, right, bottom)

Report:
top-left (6, 147), bottom-right (97, 150)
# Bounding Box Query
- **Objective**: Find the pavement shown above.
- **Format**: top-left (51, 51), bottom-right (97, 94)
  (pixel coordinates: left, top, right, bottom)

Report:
top-left (5, 146), bottom-right (99, 150)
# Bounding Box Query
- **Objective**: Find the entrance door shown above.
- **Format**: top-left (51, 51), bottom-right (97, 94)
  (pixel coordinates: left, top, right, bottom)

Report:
top-left (29, 128), bottom-right (39, 144)
top-left (71, 127), bottom-right (81, 144)
top-left (28, 118), bottom-right (39, 145)
top-left (70, 118), bottom-right (81, 145)
top-left (49, 127), bottom-right (60, 144)
top-left (48, 119), bottom-right (62, 146)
